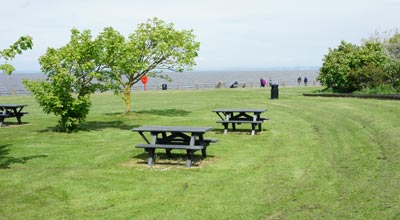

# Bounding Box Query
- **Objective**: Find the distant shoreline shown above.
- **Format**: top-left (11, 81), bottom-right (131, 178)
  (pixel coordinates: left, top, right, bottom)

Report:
top-left (10, 67), bottom-right (320, 75)
top-left (1, 69), bottom-right (320, 95)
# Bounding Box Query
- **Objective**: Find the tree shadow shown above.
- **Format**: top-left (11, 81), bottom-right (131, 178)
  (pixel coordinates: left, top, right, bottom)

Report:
top-left (136, 109), bottom-right (191, 117)
top-left (0, 122), bottom-right (29, 127)
top-left (0, 144), bottom-right (48, 169)
top-left (79, 121), bottom-right (139, 131)
top-left (37, 121), bottom-right (140, 133)
top-left (103, 112), bottom-right (125, 116)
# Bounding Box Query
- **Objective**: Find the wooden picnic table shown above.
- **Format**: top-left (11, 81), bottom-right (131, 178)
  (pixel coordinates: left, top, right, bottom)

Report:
top-left (132, 126), bottom-right (217, 167)
top-left (0, 104), bottom-right (28, 127)
top-left (212, 108), bottom-right (268, 135)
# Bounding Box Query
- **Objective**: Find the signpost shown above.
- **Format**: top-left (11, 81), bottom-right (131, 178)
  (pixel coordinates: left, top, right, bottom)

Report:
top-left (141, 76), bottom-right (148, 91)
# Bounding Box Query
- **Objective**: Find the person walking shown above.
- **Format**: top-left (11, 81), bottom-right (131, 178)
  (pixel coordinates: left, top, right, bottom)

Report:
top-left (304, 76), bottom-right (308, 86)
top-left (260, 78), bottom-right (266, 87)
top-left (297, 76), bottom-right (302, 86)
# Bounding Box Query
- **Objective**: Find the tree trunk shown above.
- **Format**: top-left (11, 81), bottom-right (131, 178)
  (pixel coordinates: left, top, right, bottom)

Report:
top-left (124, 87), bottom-right (131, 114)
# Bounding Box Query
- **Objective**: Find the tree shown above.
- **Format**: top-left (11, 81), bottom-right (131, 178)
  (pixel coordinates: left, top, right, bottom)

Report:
top-left (383, 32), bottom-right (400, 88)
top-left (383, 59), bottom-right (400, 89)
top-left (97, 18), bottom-right (200, 113)
top-left (318, 40), bottom-right (387, 92)
top-left (23, 18), bottom-right (200, 131)
top-left (23, 29), bottom-right (106, 132)
top-left (347, 64), bottom-right (389, 91)
top-left (383, 32), bottom-right (400, 59)
top-left (319, 41), bottom-right (359, 92)
top-left (0, 36), bottom-right (33, 74)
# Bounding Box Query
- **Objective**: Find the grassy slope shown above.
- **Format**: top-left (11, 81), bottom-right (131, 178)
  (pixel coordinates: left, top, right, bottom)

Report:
top-left (0, 87), bottom-right (399, 220)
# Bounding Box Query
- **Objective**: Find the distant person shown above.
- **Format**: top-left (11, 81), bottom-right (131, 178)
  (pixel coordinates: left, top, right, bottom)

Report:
top-left (297, 76), bottom-right (302, 86)
top-left (260, 78), bottom-right (266, 87)
top-left (230, 81), bottom-right (239, 88)
top-left (304, 77), bottom-right (308, 86)
top-left (215, 81), bottom-right (225, 88)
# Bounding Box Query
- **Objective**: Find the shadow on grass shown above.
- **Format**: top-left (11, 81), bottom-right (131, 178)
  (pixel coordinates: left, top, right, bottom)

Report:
top-left (0, 122), bottom-right (29, 127)
top-left (136, 109), bottom-right (191, 117)
top-left (132, 151), bottom-right (214, 167)
top-left (0, 144), bottom-right (48, 169)
top-left (80, 121), bottom-right (139, 131)
top-left (37, 121), bottom-right (140, 133)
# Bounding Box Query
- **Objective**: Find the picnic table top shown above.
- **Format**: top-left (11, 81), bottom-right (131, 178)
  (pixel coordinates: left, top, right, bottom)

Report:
top-left (212, 108), bottom-right (266, 113)
top-left (132, 126), bottom-right (213, 133)
top-left (0, 104), bottom-right (27, 108)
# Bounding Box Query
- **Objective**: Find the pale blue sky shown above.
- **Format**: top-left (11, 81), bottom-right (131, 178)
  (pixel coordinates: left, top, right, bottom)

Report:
top-left (1, 0), bottom-right (400, 72)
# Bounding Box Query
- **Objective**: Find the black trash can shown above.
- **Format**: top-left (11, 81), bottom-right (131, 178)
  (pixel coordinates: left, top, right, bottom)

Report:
top-left (162, 84), bottom-right (167, 90)
top-left (270, 84), bottom-right (279, 99)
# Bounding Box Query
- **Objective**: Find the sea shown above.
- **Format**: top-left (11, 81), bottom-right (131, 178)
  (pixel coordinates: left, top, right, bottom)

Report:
top-left (0, 69), bottom-right (320, 95)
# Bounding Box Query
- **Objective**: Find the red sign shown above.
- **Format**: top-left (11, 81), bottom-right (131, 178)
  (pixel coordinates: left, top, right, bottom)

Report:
top-left (141, 76), bottom-right (148, 84)
top-left (141, 76), bottom-right (148, 91)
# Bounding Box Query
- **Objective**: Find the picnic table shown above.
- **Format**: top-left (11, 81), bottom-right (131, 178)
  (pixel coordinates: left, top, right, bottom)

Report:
top-left (213, 108), bottom-right (268, 135)
top-left (132, 126), bottom-right (217, 167)
top-left (0, 104), bottom-right (28, 127)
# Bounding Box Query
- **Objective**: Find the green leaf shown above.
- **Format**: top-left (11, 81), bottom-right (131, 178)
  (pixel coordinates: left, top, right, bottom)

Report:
top-left (0, 63), bottom-right (15, 75)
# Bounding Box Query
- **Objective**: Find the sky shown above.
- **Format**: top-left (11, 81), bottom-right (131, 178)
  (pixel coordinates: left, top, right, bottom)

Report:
top-left (1, 0), bottom-right (400, 72)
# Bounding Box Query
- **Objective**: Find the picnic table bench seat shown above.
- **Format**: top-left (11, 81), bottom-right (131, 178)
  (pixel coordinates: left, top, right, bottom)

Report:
top-left (1, 112), bottom-right (28, 117)
top-left (0, 113), bottom-right (11, 118)
top-left (136, 144), bottom-right (204, 150)
top-left (216, 120), bottom-right (264, 135)
top-left (0, 111), bottom-right (28, 116)
top-left (0, 112), bottom-right (28, 124)
top-left (136, 138), bottom-right (218, 150)
top-left (216, 120), bottom-right (263, 124)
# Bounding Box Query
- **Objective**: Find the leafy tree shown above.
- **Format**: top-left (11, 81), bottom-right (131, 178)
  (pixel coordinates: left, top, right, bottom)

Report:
top-left (348, 64), bottom-right (389, 91)
top-left (319, 41), bottom-right (359, 92)
top-left (24, 18), bottom-right (199, 131)
top-left (319, 40), bottom-right (387, 92)
top-left (383, 32), bottom-right (400, 59)
top-left (97, 18), bottom-right (200, 113)
top-left (0, 36), bottom-right (33, 74)
top-left (23, 29), bottom-right (106, 132)
top-left (383, 32), bottom-right (400, 88)
top-left (384, 58), bottom-right (400, 89)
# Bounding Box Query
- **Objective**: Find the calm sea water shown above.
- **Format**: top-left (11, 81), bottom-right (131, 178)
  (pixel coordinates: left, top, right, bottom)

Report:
top-left (0, 70), bottom-right (320, 95)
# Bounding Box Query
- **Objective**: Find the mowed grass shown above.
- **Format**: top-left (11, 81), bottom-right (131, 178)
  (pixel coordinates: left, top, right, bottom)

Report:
top-left (1, 87), bottom-right (399, 220)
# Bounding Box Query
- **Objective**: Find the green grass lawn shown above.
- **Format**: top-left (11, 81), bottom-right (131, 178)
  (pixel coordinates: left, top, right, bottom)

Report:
top-left (1, 87), bottom-right (399, 220)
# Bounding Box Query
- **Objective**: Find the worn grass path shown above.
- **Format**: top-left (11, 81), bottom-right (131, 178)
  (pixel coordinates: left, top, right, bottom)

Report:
top-left (1, 87), bottom-right (399, 219)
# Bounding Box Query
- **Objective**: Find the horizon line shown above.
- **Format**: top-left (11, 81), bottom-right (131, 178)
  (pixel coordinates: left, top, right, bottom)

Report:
top-left (12, 66), bottom-right (320, 74)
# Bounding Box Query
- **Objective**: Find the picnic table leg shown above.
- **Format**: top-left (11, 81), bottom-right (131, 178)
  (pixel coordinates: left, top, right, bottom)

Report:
top-left (16, 116), bottom-right (22, 124)
top-left (1, 108), bottom-right (7, 127)
top-left (258, 123), bottom-right (262, 131)
top-left (232, 123), bottom-right (236, 131)
top-left (166, 149), bottom-right (172, 157)
top-left (201, 147), bottom-right (207, 158)
top-left (147, 148), bottom-right (155, 166)
top-left (223, 123), bottom-right (228, 134)
top-left (186, 150), bottom-right (194, 167)
top-left (251, 123), bottom-right (256, 136)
